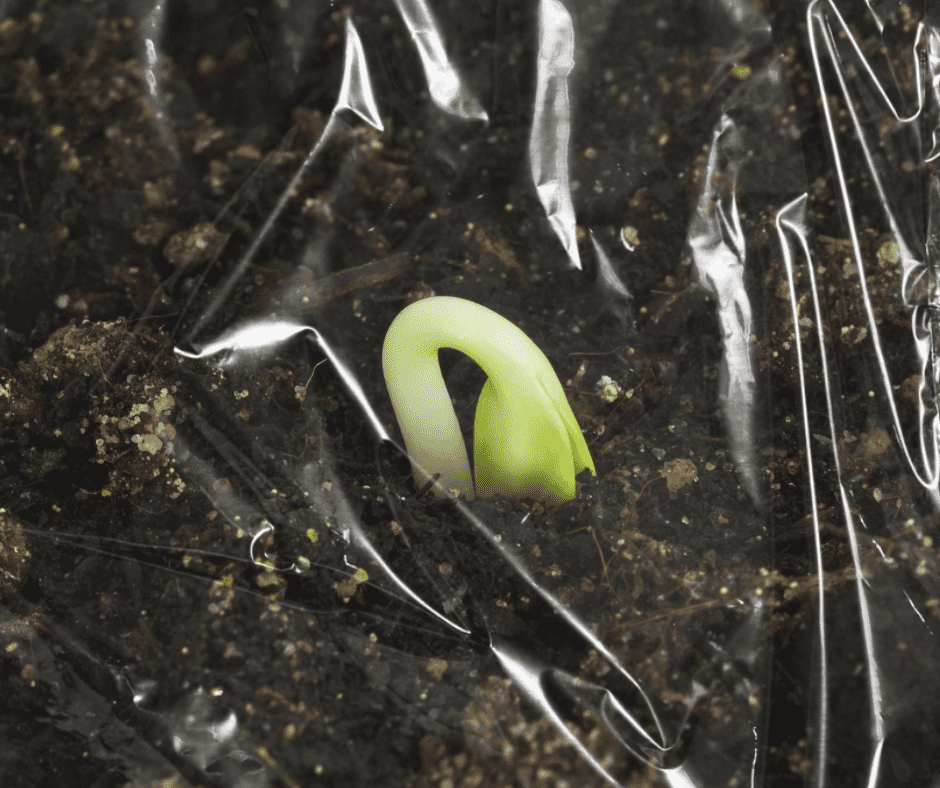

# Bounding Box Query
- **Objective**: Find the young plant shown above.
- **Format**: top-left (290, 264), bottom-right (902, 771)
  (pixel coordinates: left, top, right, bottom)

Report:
top-left (382, 296), bottom-right (595, 503)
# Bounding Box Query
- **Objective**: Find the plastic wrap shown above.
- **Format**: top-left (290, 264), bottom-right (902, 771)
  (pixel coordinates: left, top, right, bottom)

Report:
top-left (1, 0), bottom-right (939, 786)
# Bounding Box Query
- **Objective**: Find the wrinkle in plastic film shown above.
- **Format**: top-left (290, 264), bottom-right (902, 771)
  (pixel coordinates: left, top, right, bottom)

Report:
top-left (809, 0), bottom-right (940, 497)
top-left (182, 17), bottom-right (383, 345)
top-left (531, 0), bottom-right (580, 269)
top-left (688, 113), bottom-right (761, 507)
top-left (177, 324), bottom-right (683, 785)
top-left (792, 4), bottom-right (940, 785)
top-left (393, 0), bottom-right (487, 121)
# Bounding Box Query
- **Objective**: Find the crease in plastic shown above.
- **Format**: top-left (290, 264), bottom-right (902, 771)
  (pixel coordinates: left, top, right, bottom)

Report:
top-left (808, 0), bottom-right (940, 500)
top-left (776, 196), bottom-right (832, 788)
top-left (777, 178), bottom-right (886, 786)
top-left (136, 0), bottom-right (179, 160)
top-left (183, 18), bottom-right (383, 345)
top-left (393, 0), bottom-right (488, 120)
top-left (530, 0), bottom-right (581, 269)
top-left (688, 114), bottom-right (761, 506)
top-left (176, 323), bottom-right (475, 634)
top-left (590, 231), bottom-right (634, 326)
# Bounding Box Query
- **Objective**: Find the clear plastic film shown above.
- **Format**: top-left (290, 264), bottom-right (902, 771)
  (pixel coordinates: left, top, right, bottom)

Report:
top-left (1, 1), bottom-right (939, 786)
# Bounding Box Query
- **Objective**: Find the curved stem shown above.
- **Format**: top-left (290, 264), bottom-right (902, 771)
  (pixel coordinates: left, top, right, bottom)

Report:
top-left (383, 296), bottom-right (593, 499)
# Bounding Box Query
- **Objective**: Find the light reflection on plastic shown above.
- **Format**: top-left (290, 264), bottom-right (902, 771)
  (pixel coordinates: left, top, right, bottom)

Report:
top-left (249, 519), bottom-right (276, 567)
top-left (928, 26), bottom-right (940, 160)
top-left (144, 39), bottom-right (158, 97)
top-left (492, 638), bottom-right (624, 784)
top-left (530, 0), bottom-right (581, 269)
top-left (808, 0), bottom-right (940, 500)
top-left (393, 0), bottom-right (487, 120)
top-left (590, 232), bottom-right (633, 319)
top-left (336, 17), bottom-right (383, 131)
top-left (170, 688), bottom-right (239, 770)
top-left (903, 590), bottom-right (928, 627)
top-left (175, 317), bottom-right (308, 370)
top-left (493, 636), bottom-right (706, 785)
top-left (688, 115), bottom-right (760, 506)
top-left (777, 194), bottom-right (837, 787)
top-left (175, 320), bottom-right (391, 443)
top-left (134, 1), bottom-right (178, 158)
